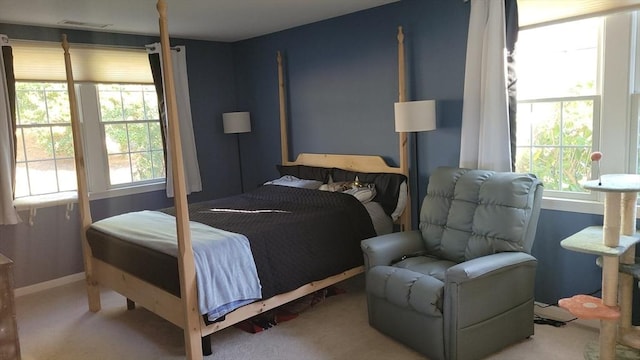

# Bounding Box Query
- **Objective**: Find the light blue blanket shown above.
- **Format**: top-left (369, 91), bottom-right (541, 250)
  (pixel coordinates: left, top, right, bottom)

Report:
top-left (91, 210), bottom-right (262, 320)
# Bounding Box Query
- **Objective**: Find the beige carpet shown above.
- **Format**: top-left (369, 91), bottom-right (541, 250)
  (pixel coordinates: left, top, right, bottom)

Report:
top-left (15, 275), bottom-right (602, 360)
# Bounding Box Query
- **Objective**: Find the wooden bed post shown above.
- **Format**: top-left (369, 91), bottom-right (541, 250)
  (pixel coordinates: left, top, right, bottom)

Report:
top-left (278, 51), bottom-right (290, 165)
top-left (156, 1), bottom-right (202, 359)
top-left (397, 26), bottom-right (411, 231)
top-left (61, 35), bottom-right (101, 312)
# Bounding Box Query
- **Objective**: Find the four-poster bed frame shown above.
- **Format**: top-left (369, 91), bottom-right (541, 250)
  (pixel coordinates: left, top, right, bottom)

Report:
top-left (63, 2), bottom-right (411, 359)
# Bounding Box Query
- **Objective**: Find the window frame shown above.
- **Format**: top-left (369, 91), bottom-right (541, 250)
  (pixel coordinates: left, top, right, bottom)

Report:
top-left (79, 83), bottom-right (165, 198)
top-left (630, 94), bottom-right (640, 174)
top-left (13, 81), bottom-right (166, 211)
top-left (518, 11), bottom-right (638, 217)
top-left (13, 81), bottom-right (76, 198)
top-left (9, 41), bottom-right (167, 211)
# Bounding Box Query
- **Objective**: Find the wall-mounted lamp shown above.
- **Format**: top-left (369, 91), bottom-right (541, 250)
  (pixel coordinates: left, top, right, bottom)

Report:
top-left (223, 111), bottom-right (251, 192)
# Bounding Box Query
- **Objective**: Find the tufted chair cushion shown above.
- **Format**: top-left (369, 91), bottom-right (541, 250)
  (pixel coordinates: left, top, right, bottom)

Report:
top-left (367, 265), bottom-right (445, 317)
top-left (419, 167), bottom-right (541, 263)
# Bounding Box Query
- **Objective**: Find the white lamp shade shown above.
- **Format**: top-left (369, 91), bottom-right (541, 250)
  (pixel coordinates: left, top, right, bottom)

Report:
top-left (394, 100), bottom-right (437, 132)
top-left (223, 112), bottom-right (251, 134)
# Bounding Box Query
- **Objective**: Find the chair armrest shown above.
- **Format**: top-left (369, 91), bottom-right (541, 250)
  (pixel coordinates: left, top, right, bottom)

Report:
top-left (361, 230), bottom-right (424, 270)
top-left (446, 252), bottom-right (537, 283)
top-left (443, 252), bottom-right (537, 337)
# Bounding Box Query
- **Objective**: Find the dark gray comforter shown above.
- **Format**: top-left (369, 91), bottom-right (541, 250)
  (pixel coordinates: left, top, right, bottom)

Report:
top-left (88, 185), bottom-right (376, 300)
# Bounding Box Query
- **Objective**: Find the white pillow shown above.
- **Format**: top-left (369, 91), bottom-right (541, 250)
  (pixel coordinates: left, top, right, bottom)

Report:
top-left (390, 181), bottom-right (408, 221)
top-left (264, 175), bottom-right (323, 189)
top-left (342, 186), bottom-right (377, 203)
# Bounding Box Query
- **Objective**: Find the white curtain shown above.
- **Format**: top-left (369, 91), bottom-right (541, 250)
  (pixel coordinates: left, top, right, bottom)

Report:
top-left (147, 43), bottom-right (202, 197)
top-left (459, 0), bottom-right (512, 172)
top-left (0, 35), bottom-right (20, 225)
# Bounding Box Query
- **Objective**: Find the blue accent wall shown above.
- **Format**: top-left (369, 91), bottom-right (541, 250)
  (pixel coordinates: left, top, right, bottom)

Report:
top-left (232, 0), bottom-right (468, 197)
top-left (0, 0), bottom-right (623, 308)
top-left (532, 210), bottom-right (603, 304)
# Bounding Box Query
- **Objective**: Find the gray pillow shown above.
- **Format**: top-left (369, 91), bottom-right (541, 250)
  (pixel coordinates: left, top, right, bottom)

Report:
top-left (264, 175), bottom-right (323, 189)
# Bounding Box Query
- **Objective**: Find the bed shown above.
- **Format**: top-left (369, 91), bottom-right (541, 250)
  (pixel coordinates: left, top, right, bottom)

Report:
top-left (86, 168), bottom-right (407, 321)
top-left (63, 2), bottom-right (412, 359)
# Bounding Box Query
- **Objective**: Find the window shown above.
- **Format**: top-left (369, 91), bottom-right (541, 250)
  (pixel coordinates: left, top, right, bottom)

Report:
top-left (97, 84), bottom-right (164, 186)
top-left (14, 81), bottom-right (165, 201)
top-left (11, 41), bottom-right (164, 208)
top-left (14, 82), bottom-right (75, 197)
top-left (516, 12), bottom-right (639, 214)
top-left (516, 18), bottom-right (601, 201)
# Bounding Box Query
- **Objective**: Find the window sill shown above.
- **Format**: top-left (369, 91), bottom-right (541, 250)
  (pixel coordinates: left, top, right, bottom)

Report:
top-left (14, 192), bottom-right (78, 226)
top-left (13, 182), bottom-right (166, 225)
top-left (13, 191), bottom-right (78, 212)
top-left (89, 182), bottom-right (166, 201)
top-left (542, 196), bottom-right (640, 218)
top-left (13, 182), bottom-right (166, 210)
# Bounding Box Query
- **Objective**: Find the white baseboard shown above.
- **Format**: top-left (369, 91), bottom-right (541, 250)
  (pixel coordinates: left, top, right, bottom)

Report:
top-left (15, 272), bottom-right (85, 298)
top-left (535, 301), bottom-right (600, 330)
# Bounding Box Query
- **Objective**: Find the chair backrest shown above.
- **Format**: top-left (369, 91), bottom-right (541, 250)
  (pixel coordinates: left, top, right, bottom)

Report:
top-left (418, 167), bottom-right (543, 263)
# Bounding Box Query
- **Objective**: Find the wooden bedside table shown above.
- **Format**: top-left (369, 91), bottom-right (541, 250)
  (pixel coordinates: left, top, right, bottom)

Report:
top-left (0, 253), bottom-right (20, 360)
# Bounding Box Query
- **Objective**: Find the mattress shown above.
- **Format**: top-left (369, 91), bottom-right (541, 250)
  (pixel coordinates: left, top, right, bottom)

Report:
top-left (87, 185), bottom-right (377, 301)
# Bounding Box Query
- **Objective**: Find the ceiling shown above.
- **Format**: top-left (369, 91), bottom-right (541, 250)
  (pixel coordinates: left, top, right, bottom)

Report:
top-left (0, 0), bottom-right (399, 42)
top-left (4, 1), bottom-right (640, 43)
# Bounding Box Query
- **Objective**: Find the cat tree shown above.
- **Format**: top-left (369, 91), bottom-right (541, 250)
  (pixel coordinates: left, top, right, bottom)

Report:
top-left (560, 170), bottom-right (640, 360)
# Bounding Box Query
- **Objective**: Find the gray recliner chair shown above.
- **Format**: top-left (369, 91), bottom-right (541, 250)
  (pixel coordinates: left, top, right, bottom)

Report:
top-left (361, 167), bottom-right (543, 360)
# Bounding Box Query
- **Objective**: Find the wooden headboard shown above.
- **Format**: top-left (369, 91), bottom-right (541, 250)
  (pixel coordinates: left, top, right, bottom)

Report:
top-left (289, 153), bottom-right (405, 175)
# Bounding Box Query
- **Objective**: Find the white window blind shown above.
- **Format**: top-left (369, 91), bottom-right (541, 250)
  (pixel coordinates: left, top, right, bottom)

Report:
top-left (518, 0), bottom-right (640, 28)
top-left (10, 40), bottom-right (152, 83)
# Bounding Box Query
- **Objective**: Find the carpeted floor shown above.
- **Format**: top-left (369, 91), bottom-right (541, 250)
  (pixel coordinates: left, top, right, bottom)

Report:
top-left (584, 341), bottom-right (640, 360)
top-left (15, 274), bottom-right (605, 360)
